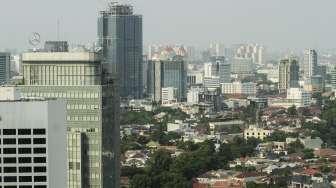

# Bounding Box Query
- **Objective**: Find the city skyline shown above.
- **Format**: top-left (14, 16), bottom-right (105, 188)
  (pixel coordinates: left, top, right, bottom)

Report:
top-left (1, 0), bottom-right (336, 51)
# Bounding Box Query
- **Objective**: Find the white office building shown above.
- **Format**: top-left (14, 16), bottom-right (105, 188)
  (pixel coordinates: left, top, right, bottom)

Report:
top-left (221, 82), bottom-right (257, 96)
top-left (269, 88), bottom-right (311, 108)
top-left (187, 87), bottom-right (201, 105)
top-left (161, 87), bottom-right (178, 104)
top-left (203, 76), bottom-right (220, 91)
top-left (231, 57), bottom-right (255, 78)
top-left (303, 49), bottom-right (318, 79)
top-left (0, 88), bottom-right (67, 188)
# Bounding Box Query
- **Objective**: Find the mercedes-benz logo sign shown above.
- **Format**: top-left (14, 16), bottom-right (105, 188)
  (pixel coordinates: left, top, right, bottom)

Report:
top-left (29, 32), bottom-right (41, 47)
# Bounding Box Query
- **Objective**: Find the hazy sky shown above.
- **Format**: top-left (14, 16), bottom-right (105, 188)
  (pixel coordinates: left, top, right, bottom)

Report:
top-left (1, 0), bottom-right (336, 51)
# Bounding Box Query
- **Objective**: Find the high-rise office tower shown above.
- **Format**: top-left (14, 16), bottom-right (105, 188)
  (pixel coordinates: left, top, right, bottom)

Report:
top-left (235, 44), bottom-right (265, 65)
top-left (331, 66), bottom-right (336, 90)
top-left (0, 52), bottom-right (11, 84)
top-left (204, 56), bottom-right (230, 83)
top-left (303, 49), bottom-right (318, 79)
top-left (278, 58), bottom-right (300, 93)
top-left (98, 3), bottom-right (143, 99)
top-left (147, 56), bottom-right (187, 102)
top-left (0, 87), bottom-right (67, 188)
top-left (20, 51), bottom-right (120, 188)
top-left (211, 56), bottom-right (231, 83)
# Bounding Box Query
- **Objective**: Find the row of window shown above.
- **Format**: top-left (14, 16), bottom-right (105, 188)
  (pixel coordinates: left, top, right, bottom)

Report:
top-left (0, 148), bottom-right (46, 155)
top-left (1, 157), bottom-right (46, 164)
top-left (245, 132), bottom-right (268, 136)
top-left (0, 166), bottom-right (46, 173)
top-left (0, 138), bottom-right (46, 145)
top-left (0, 185), bottom-right (46, 188)
top-left (0, 129), bottom-right (45, 136)
top-left (23, 91), bottom-right (99, 99)
top-left (1, 176), bottom-right (46, 182)
top-left (66, 104), bottom-right (99, 110)
top-left (66, 116), bottom-right (100, 122)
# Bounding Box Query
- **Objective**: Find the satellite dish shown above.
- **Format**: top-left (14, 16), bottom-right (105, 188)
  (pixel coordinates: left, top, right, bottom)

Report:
top-left (29, 32), bottom-right (41, 47)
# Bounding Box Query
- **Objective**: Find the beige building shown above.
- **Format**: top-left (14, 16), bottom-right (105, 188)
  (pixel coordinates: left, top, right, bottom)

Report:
top-left (244, 125), bottom-right (272, 140)
top-left (21, 51), bottom-right (120, 188)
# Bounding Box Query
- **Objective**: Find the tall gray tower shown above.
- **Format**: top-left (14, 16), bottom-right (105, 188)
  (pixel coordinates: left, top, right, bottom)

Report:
top-left (98, 3), bottom-right (143, 99)
top-left (0, 52), bottom-right (10, 84)
top-left (278, 57), bottom-right (300, 93)
top-left (303, 49), bottom-right (318, 79)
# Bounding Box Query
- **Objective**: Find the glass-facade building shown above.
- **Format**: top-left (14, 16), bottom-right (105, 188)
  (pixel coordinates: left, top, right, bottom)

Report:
top-left (278, 58), bottom-right (300, 93)
top-left (147, 56), bottom-right (187, 102)
top-left (20, 52), bottom-right (120, 188)
top-left (0, 52), bottom-right (10, 84)
top-left (98, 4), bottom-right (143, 99)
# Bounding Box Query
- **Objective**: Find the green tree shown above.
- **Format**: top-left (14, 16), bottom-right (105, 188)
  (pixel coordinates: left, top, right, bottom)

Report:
top-left (287, 105), bottom-right (298, 116)
top-left (130, 174), bottom-right (152, 188)
top-left (146, 149), bottom-right (172, 176)
top-left (302, 149), bottom-right (314, 159)
top-left (287, 140), bottom-right (304, 154)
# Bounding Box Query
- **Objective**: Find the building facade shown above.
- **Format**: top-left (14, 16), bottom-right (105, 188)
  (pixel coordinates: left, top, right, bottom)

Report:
top-left (0, 52), bottom-right (11, 84)
top-left (231, 57), bottom-right (255, 79)
top-left (0, 92), bottom-right (67, 188)
top-left (303, 49), bottom-right (318, 79)
top-left (98, 3), bottom-right (143, 99)
top-left (221, 82), bottom-right (257, 96)
top-left (147, 56), bottom-right (187, 102)
top-left (203, 56), bottom-right (231, 83)
top-left (21, 52), bottom-right (120, 188)
top-left (278, 58), bottom-right (299, 93)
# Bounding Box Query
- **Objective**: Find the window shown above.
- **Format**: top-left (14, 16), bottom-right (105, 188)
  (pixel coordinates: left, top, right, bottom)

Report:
top-left (3, 129), bottom-right (16, 135)
top-left (34, 176), bottom-right (47, 182)
top-left (19, 176), bottom-right (32, 182)
top-left (34, 186), bottom-right (47, 188)
top-left (34, 166), bottom-right (46, 173)
top-left (34, 148), bottom-right (46, 154)
top-left (18, 138), bottom-right (31, 145)
top-left (33, 138), bottom-right (46, 145)
top-left (33, 129), bottom-right (46, 135)
top-left (3, 148), bottom-right (16, 154)
top-left (3, 138), bottom-right (16, 145)
top-left (34, 157), bottom-right (46, 163)
top-left (4, 176), bottom-right (17, 182)
top-left (19, 157), bottom-right (31, 163)
top-left (4, 157), bottom-right (16, 163)
top-left (19, 148), bottom-right (32, 154)
top-left (4, 167), bottom-right (16, 173)
top-left (19, 167), bottom-right (32, 173)
top-left (18, 129), bottom-right (31, 135)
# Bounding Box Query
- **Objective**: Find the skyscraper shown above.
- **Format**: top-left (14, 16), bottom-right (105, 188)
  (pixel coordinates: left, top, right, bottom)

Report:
top-left (98, 3), bottom-right (143, 99)
top-left (147, 56), bottom-right (187, 103)
top-left (0, 52), bottom-right (11, 84)
top-left (278, 58), bottom-right (300, 93)
top-left (0, 87), bottom-right (67, 188)
top-left (211, 56), bottom-right (231, 83)
top-left (303, 49), bottom-right (318, 79)
top-left (20, 51), bottom-right (120, 188)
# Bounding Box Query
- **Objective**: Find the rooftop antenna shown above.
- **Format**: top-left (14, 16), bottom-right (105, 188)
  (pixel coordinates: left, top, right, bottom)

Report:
top-left (57, 19), bottom-right (60, 41)
top-left (108, 1), bottom-right (119, 8)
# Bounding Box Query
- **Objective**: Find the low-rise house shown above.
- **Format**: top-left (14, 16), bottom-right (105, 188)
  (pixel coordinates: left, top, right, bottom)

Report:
top-left (192, 170), bottom-right (244, 188)
top-left (314, 148), bottom-right (336, 161)
top-left (244, 125), bottom-right (273, 140)
top-left (289, 175), bottom-right (330, 188)
top-left (286, 137), bottom-right (323, 150)
top-left (234, 172), bottom-right (268, 184)
top-left (123, 150), bottom-right (149, 168)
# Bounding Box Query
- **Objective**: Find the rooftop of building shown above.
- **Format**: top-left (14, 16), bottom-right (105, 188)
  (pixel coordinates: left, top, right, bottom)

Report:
top-left (22, 51), bottom-right (101, 62)
top-left (100, 3), bottom-right (134, 16)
